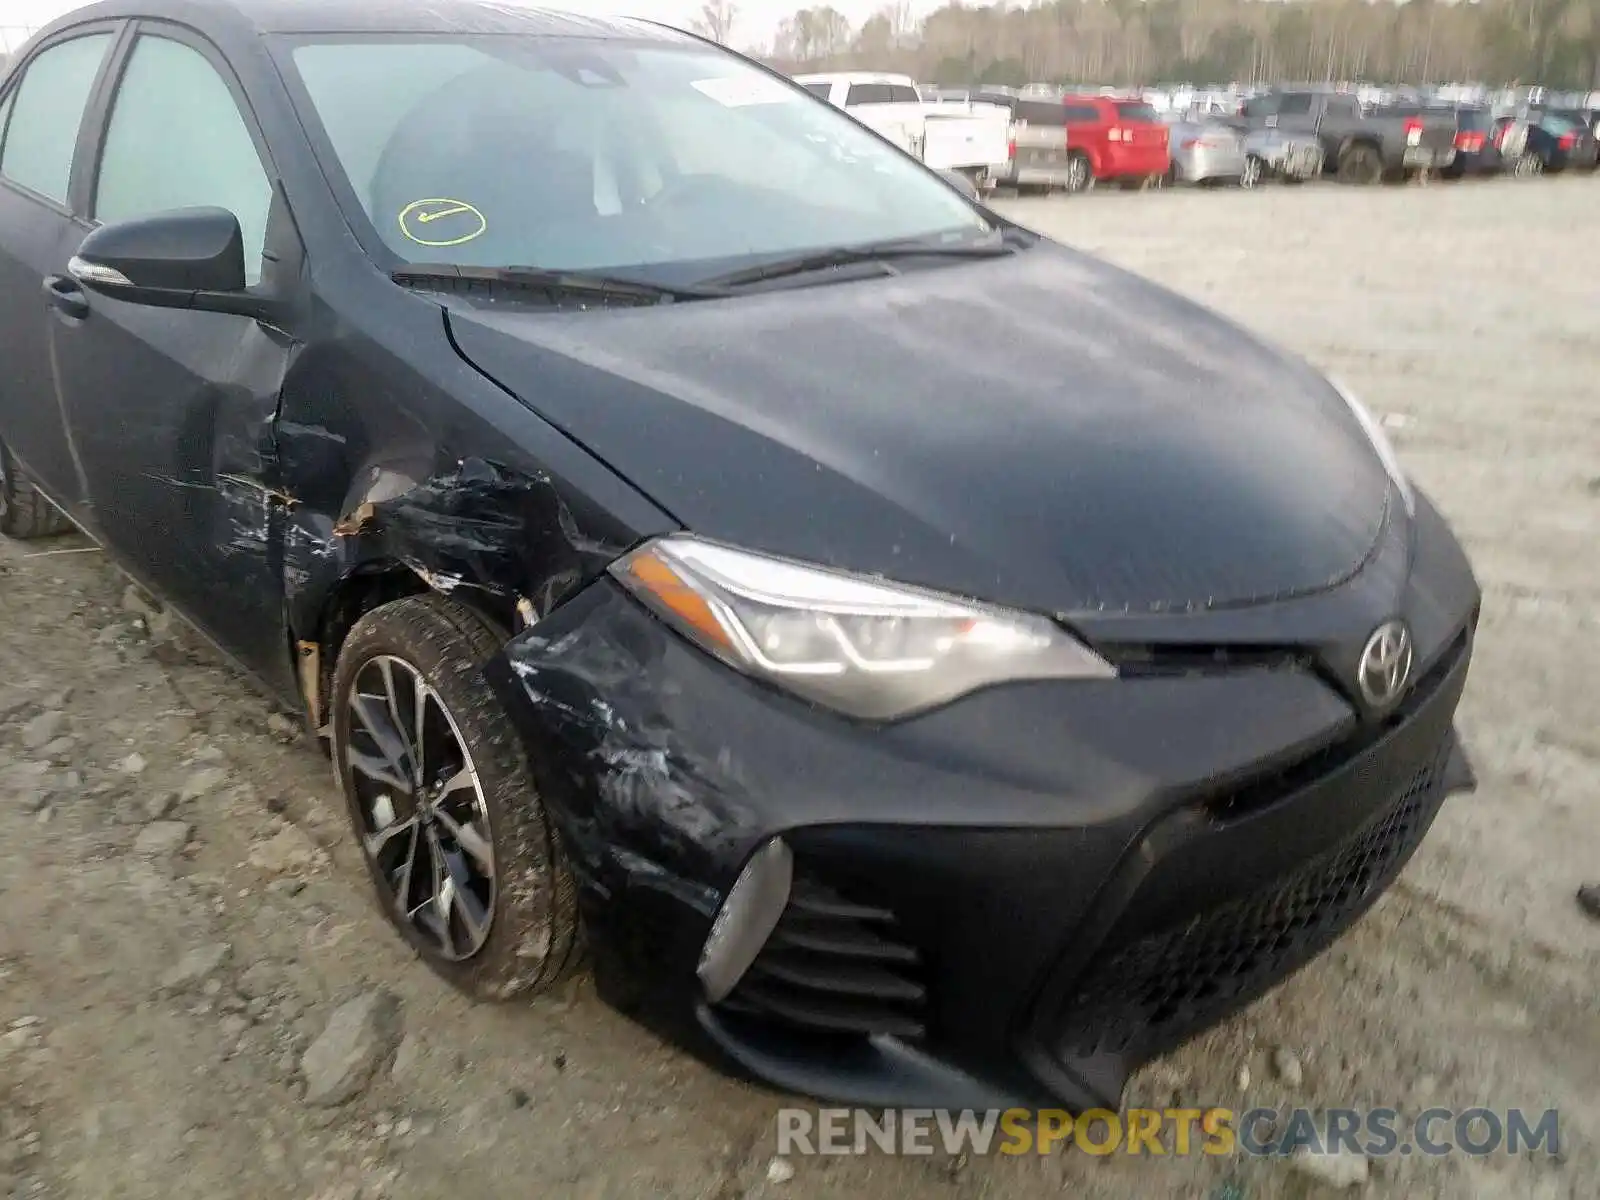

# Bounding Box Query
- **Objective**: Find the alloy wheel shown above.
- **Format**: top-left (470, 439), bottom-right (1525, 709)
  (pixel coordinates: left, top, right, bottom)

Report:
top-left (1066, 156), bottom-right (1089, 193)
top-left (346, 654), bottom-right (496, 961)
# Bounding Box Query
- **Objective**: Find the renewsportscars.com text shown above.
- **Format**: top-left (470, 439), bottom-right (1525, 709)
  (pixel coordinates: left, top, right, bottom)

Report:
top-left (775, 1106), bottom-right (1561, 1159)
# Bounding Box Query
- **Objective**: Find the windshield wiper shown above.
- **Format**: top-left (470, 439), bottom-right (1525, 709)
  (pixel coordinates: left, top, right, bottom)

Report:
top-left (699, 231), bottom-right (1025, 291)
top-left (392, 264), bottom-right (725, 305)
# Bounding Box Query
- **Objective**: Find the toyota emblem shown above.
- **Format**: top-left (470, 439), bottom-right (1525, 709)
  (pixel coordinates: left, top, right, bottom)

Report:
top-left (1357, 620), bottom-right (1414, 709)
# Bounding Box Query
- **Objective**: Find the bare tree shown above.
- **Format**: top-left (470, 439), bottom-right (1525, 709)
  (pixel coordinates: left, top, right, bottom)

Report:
top-left (691, 0), bottom-right (739, 45)
top-left (762, 0), bottom-right (1600, 89)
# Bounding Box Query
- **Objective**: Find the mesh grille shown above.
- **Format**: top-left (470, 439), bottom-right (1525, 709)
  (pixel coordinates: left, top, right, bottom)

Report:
top-left (719, 873), bottom-right (927, 1041)
top-left (1053, 740), bottom-right (1448, 1062)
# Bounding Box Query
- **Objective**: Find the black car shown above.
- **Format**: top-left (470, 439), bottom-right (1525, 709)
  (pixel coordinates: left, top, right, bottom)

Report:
top-left (0, 0), bottom-right (1479, 1110)
top-left (1521, 110), bottom-right (1600, 174)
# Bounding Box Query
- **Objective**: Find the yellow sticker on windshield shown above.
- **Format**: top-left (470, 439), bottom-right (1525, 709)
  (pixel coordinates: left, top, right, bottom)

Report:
top-left (399, 198), bottom-right (487, 247)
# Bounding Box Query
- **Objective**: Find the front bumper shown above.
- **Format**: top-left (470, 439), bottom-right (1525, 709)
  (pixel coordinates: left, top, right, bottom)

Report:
top-left (488, 494), bottom-right (1479, 1109)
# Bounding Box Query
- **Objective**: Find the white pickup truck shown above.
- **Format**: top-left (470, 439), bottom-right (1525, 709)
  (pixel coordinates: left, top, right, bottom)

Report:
top-left (792, 71), bottom-right (1012, 191)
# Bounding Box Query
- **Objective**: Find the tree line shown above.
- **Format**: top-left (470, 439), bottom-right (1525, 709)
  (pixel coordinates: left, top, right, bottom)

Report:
top-left (689, 0), bottom-right (1600, 91)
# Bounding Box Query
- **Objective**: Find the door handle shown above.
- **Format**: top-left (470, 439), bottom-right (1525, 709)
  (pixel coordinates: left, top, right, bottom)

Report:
top-left (42, 274), bottom-right (90, 320)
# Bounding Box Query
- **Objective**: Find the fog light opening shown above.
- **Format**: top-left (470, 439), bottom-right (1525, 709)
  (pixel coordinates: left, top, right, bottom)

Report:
top-left (697, 837), bottom-right (793, 1004)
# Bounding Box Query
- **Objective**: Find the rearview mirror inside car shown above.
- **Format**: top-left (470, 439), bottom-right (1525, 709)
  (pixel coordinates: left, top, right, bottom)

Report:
top-left (69, 206), bottom-right (271, 319)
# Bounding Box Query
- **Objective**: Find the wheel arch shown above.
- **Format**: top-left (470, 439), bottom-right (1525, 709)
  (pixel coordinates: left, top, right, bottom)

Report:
top-left (293, 557), bottom-right (516, 733)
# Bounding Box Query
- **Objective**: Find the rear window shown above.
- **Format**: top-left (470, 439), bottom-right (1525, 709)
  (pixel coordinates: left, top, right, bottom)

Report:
top-left (1539, 115), bottom-right (1578, 133)
top-left (845, 82), bottom-right (919, 106)
top-left (1275, 93), bottom-right (1314, 116)
top-left (800, 81), bottom-right (831, 99)
top-left (1015, 100), bottom-right (1067, 127)
top-left (1454, 109), bottom-right (1491, 131)
top-left (1113, 101), bottom-right (1158, 123)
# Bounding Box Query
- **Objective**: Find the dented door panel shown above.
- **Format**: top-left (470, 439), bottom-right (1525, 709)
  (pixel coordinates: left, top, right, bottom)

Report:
top-left (51, 301), bottom-right (297, 691)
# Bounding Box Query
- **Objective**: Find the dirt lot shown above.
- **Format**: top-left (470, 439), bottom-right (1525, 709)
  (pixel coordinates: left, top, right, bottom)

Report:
top-left (2, 176), bottom-right (1597, 1200)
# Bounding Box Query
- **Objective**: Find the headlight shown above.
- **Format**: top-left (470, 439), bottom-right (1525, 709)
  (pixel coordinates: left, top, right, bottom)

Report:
top-left (1332, 379), bottom-right (1415, 517)
top-left (609, 536), bottom-right (1114, 720)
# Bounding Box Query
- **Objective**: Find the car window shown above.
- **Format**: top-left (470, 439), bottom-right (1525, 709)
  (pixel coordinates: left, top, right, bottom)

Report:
top-left (800, 81), bottom-right (831, 99)
top-left (1276, 93), bottom-right (1313, 116)
top-left (884, 84), bottom-right (919, 104)
top-left (1324, 98), bottom-right (1360, 119)
top-left (0, 33), bottom-right (113, 205)
top-left (1015, 101), bottom-right (1065, 126)
top-left (846, 83), bottom-right (904, 106)
top-left (1113, 102), bottom-right (1158, 123)
top-left (1241, 95), bottom-right (1276, 119)
top-left (1063, 104), bottom-right (1100, 123)
top-left (94, 35), bottom-right (273, 285)
top-left (0, 89), bottom-right (14, 159)
top-left (284, 38), bottom-right (986, 276)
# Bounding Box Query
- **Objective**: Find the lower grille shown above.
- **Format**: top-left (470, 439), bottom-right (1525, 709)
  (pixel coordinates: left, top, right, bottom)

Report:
top-left (1052, 739), bottom-right (1448, 1062)
top-left (718, 871), bottom-right (927, 1041)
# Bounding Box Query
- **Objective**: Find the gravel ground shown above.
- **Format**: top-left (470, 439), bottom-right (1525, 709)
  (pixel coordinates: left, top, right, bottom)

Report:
top-left (2, 176), bottom-right (1596, 1200)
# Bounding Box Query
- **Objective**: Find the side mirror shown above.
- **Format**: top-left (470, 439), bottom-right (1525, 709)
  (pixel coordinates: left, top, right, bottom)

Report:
top-left (69, 206), bottom-right (270, 319)
top-left (937, 168), bottom-right (980, 199)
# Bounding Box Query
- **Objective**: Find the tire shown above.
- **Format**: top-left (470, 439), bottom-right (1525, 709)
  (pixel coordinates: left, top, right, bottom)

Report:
top-left (1514, 152), bottom-right (1544, 179)
top-left (0, 438), bottom-right (73, 540)
top-left (1336, 142), bottom-right (1383, 185)
top-left (1064, 151), bottom-right (1094, 195)
top-left (1240, 155), bottom-right (1264, 189)
top-left (331, 593), bottom-right (582, 1000)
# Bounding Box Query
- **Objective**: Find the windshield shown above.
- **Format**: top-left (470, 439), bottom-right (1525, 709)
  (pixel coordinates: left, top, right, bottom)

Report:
top-left (279, 36), bottom-right (986, 276)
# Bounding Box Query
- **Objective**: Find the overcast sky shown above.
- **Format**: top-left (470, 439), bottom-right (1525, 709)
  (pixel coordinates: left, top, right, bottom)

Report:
top-left (1, 0), bottom-right (935, 50)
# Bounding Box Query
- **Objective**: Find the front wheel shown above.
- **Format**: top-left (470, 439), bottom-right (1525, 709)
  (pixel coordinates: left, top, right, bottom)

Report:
top-left (332, 593), bottom-right (582, 1000)
top-left (0, 438), bottom-right (72, 540)
top-left (1064, 152), bottom-right (1094, 195)
top-left (1240, 155), bottom-right (1264, 189)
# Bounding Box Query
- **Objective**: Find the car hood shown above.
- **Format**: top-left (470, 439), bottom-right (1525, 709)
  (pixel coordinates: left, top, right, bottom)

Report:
top-left (442, 242), bottom-right (1393, 617)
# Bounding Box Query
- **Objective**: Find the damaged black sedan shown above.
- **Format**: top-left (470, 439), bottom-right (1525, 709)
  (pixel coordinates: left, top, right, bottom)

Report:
top-left (0, 0), bottom-right (1478, 1109)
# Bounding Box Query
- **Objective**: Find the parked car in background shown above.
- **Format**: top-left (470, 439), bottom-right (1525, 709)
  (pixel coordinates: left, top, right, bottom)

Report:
top-left (1442, 106), bottom-right (1525, 177)
top-left (1235, 89), bottom-right (1456, 183)
top-left (1240, 127), bottom-right (1325, 184)
top-left (1493, 116), bottom-right (1539, 176)
top-left (1380, 103), bottom-right (1519, 178)
top-left (1520, 110), bottom-right (1600, 174)
top-left (971, 90), bottom-right (1077, 192)
top-left (1162, 112), bottom-right (1246, 186)
top-left (794, 71), bottom-right (1011, 190)
top-left (1059, 94), bottom-right (1170, 191)
top-left (793, 71), bottom-right (925, 155)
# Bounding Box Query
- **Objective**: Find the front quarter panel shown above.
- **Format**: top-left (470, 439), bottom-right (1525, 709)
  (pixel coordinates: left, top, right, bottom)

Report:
top-left (273, 269), bottom-right (677, 720)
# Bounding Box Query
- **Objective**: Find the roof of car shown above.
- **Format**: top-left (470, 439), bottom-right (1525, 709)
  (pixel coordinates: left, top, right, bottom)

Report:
top-left (42, 0), bottom-right (684, 40)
